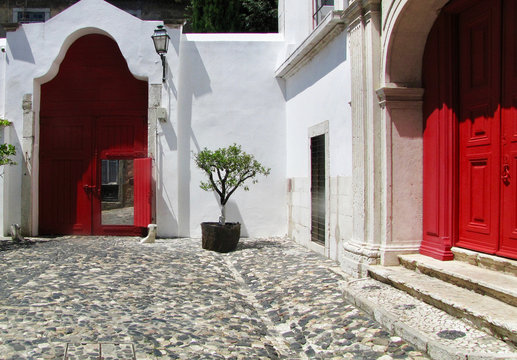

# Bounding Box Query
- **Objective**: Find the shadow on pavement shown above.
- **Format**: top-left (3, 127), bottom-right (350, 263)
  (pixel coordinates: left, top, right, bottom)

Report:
top-left (235, 239), bottom-right (286, 251)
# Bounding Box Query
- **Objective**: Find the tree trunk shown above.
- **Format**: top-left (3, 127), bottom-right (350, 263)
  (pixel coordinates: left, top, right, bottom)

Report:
top-left (219, 204), bottom-right (226, 225)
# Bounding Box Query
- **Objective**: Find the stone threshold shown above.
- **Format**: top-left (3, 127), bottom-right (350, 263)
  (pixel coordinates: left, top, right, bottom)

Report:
top-left (398, 253), bottom-right (517, 307)
top-left (342, 276), bottom-right (517, 359)
top-left (452, 247), bottom-right (517, 277)
top-left (367, 255), bottom-right (517, 347)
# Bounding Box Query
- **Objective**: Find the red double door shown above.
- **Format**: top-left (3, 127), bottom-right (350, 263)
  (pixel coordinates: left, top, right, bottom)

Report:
top-left (39, 35), bottom-right (151, 236)
top-left (457, 0), bottom-right (517, 258)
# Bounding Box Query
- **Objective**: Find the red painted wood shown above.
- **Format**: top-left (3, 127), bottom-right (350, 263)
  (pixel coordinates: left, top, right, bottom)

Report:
top-left (134, 158), bottom-right (153, 227)
top-left (421, 12), bottom-right (455, 260)
top-left (39, 34), bottom-right (148, 235)
top-left (39, 117), bottom-right (93, 235)
top-left (97, 117), bottom-right (147, 159)
top-left (457, 0), bottom-right (501, 254)
top-left (444, 0), bottom-right (486, 13)
top-left (423, 0), bottom-right (517, 260)
top-left (499, 0), bottom-right (517, 259)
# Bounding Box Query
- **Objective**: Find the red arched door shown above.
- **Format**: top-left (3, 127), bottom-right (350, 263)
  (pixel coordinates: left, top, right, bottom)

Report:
top-left (39, 34), bottom-right (151, 236)
top-left (422, 0), bottom-right (517, 260)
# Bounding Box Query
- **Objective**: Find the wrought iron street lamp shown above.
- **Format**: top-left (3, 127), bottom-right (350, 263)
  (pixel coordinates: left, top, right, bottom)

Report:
top-left (151, 25), bottom-right (170, 82)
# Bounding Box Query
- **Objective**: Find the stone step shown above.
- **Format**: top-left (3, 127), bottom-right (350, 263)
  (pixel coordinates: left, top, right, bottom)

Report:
top-left (367, 264), bottom-right (517, 346)
top-left (343, 276), bottom-right (517, 359)
top-left (398, 254), bottom-right (517, 307)
top-left (452, 247), bottom-right (517, 277)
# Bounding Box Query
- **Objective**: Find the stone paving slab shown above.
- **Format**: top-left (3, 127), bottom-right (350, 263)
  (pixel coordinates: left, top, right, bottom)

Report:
top-left (0, 236), bottom-right (430, 359)
top-left (64, 343), bottom-right (136, 360)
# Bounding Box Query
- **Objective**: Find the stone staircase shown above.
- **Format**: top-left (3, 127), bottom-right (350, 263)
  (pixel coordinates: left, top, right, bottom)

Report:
top-left (367, 248), bottom-right (517, 347)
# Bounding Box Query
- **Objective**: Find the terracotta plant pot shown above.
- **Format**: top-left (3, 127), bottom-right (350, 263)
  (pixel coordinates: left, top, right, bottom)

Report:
top-left (201, 222), bottom-right (241, 253)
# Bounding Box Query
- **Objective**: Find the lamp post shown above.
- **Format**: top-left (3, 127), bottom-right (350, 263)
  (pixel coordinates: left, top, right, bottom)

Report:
top-left (151, 25), bottom-right (170, 82)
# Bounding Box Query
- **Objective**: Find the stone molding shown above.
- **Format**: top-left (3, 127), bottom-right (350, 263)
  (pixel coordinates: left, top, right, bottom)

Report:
top-left (377, 85), bottom-right (424, 266)
top-left (275, 10), bottom-right (345, 79)
top-left (343, 0), bottom-right (381, 28)
top-left (379, 243), bottom-right (422, 266)
top-left (343, 241), bottom-right (381, 259)
top-left (341, 0), bottom-right (383, 277)
top-left (376, 86), bottom-right (424, 109)
top-left (275, 0), bottom-right (381, 80)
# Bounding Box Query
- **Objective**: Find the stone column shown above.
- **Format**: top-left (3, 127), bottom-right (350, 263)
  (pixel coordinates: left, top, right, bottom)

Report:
top-left (377, 87), bottom-right (424, 265)
top-left (148, 84), bottom-right (162, 224)
top-left (341, 0), bottom-right (382, 276)
top-left (21, 94), bottom-right (34, 236)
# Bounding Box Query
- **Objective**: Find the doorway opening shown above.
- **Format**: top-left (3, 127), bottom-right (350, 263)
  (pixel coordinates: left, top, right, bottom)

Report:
top-left (422, 0), bottom-right (517, 259)
top-left (311, 133), bottom-right (326, 246)
top-left (39, 34), bottom-right (151, 236)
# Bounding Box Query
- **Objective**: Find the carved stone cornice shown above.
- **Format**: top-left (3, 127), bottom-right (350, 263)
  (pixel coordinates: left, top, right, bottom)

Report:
top-left (275, 10), bottom-right (345, 79)
top-left (376, 86), bottom-right (424, 109)
top-left (342, 0), bottom-right (381, 27)
top-left (361, 0), bottom-right (381, 13)
top-left (276, 0), bottom-right (382, 79)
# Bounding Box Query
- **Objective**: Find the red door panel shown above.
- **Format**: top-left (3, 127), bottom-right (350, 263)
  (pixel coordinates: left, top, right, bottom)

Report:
top-left (97, 117), bottom-right (147, 158)
top-left (134, 158), bottom-right (153, 228)
top-left (421, 12), bottom-right (456, 260)
top-left (39, 117), bottom-right (93, 235)
top-left (457, 0), bottom-right (501, 254)
top-left (499, 0), bottom-right (517, 258)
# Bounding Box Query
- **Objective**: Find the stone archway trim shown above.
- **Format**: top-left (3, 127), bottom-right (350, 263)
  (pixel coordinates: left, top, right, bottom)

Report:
top-left (20, 83), bottom-right (160, 236)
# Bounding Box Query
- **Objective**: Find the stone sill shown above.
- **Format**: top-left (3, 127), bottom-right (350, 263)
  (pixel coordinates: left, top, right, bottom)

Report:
top-left (275, 10), bottom-right (345, 79)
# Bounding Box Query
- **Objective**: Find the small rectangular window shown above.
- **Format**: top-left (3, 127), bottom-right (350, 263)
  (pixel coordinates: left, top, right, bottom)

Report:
top-left (313, 0), bottom-right (334, 27)
top-left (13, 8), bottom-right (50, 23)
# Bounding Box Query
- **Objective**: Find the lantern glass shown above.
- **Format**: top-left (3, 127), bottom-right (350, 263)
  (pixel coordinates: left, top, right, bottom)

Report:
top-left (152, 25), bottom-right (170, 55)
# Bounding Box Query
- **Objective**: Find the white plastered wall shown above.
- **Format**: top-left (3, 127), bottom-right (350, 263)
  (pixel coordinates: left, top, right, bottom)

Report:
top-left (0, 39), bottom-right (6, 236)
top-left (171, 33), bottom-right (287, 238)
top-left (1, 0), bottom-right (176, 235)
top-left (280, 0), bottom-right (313, 58)
top-left (1, 0), bottom-right (288, 238)
top-left (285, 31), bottom-right (352, 261)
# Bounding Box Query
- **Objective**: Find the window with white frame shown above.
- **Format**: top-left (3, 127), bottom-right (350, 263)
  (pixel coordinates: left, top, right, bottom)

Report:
top-left (313, 0), bottom-right (334, 27)
top-left (13, 8), bottom-right (50, 23)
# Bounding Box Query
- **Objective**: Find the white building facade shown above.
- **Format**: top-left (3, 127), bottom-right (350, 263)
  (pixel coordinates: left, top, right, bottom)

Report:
top-left (2, 0), bottom-right (514, 277)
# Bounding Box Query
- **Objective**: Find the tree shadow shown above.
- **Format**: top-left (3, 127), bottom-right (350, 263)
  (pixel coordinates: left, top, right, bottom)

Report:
top-left (0, 240), bottom-right (36, 252)
top-left (234, 238), bottom-right (286, 251)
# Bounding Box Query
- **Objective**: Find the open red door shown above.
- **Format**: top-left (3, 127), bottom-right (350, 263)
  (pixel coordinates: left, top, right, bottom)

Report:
top-left (134, 157), bottom-right (153, 228)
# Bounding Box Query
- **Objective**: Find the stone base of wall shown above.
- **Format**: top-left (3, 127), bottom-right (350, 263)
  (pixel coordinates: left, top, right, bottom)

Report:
top-left (287, 176), bottom-right (352, 262)
top-left (340, 241), bottom-right (380, 277)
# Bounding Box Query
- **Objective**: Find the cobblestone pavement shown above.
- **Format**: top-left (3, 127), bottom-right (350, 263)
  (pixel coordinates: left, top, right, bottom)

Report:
top-left (0, 237), bottom-right (429, 359)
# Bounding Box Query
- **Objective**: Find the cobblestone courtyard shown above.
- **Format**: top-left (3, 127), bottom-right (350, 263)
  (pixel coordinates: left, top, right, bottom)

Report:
top-left (0, 237), bottom-right (429, 359)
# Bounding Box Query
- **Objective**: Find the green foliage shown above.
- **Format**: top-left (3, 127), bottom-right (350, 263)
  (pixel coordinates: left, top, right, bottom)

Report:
top-left (194, 143), bottom-right (270, 206)
top-left (187, 0), bottom-right (278, 33)
top-left (0, 119), bottom-right (16, 166)
top-left (189, 0), bottom-right (242, 33)
top-left (240, 0), bottom-right (278, 33)
top-left (0, 144), bottom-right (16, 166)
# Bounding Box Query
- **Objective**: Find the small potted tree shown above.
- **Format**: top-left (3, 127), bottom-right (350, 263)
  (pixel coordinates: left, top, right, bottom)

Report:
top-left (194, 143), bottom-right (270, 252)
